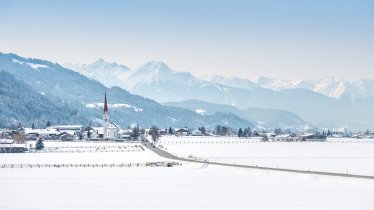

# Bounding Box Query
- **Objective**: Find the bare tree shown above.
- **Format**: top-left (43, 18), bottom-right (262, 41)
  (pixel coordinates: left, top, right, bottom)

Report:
top-left (148, 126), bottom-right (160, 145)
top-left (13, 132), bottom-right (26, 143)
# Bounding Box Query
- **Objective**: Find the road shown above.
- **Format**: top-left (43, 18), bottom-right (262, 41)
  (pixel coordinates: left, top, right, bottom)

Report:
top-left (142, 136), bottom-right (374, 180)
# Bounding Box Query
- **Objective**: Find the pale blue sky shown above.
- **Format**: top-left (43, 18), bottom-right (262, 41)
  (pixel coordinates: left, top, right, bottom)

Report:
top-left (1, 0), bottom-right (373, 80)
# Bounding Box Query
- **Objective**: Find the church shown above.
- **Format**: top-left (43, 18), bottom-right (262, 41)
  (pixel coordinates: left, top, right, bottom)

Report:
top-left (102, 92), bottom-right (119, 140)
top-left (81, 93), bottom-right (123, 140)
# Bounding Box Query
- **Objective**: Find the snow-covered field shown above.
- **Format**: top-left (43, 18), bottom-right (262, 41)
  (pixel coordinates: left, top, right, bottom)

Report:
top-left (1, 163), bottom-right (374, 210)
top-left (0, 142), bottom-right (167, 164)
top-left (159, 137), bottom-right (374, 176)
top-left (1, 140), bottom-right (374, 209)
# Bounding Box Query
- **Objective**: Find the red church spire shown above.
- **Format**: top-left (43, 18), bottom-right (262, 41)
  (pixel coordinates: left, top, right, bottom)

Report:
top-left (104, 92), bottom-right (108, 114)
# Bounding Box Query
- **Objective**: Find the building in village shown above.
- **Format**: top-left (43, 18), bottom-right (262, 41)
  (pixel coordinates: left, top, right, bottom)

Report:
top-left (82, 93), bottom-right (120, 140)
top-left (102, 92), bottom-right (119, 140)
top-left (300, 133), bottom-right (327, 141)
top-left (174, 128), bottom-right (189, 136)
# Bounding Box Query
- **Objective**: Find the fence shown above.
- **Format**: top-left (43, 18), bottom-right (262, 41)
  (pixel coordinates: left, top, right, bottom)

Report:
top-left (159, 138), bottom-right (374, 144)
top-left (29, 145), bottom-right (145, 153)
top-left (0, 162), bottom-right (180, 169)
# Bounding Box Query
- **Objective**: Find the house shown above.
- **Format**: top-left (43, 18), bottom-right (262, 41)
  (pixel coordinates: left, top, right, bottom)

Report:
top-left (300, 133), bottom-right (326, 141)
top-left (175, 128), bottom-right (188, 136)
top-left (81, 126), bottom-right (96, 140)
top-left (51, 125), bottom-right (83, 134)
top-left (159, 128), bottom-right (168, 136)
top-left (57, 132), bottom-right (75, 141)
top-left (119, 128), bottom-right (132, 140)
top-left (191, 130), bottom-right (202, 136)
top-left (24, 128), bottom-right (60, 138)
top-left (0, 143), bottom-right (27, 153)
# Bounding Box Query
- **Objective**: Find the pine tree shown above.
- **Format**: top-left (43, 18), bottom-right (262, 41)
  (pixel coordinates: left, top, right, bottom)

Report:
top-left (45, 121), bottom-right (51, 128)
top-left (199, 126), bottom-right (206, 134)
top-left (32, 122), bottom-right (35, 129)
top-left (35, 138), bottom-right (44, 150)
top-left (168, 127), bottom-right (173, 135)
top-left (238, 128), bottom-right (243, 137)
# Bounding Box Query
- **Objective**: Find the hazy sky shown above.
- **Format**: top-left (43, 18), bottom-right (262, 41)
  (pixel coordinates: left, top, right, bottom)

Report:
top-left (1, 0), bottom-right (373, 80)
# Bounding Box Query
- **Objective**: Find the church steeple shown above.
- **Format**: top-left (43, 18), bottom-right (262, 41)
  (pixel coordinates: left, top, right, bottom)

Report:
top-left (103, 92), bottom-right (109, 139)
top-left (104, 92), bottom-right (108, 114)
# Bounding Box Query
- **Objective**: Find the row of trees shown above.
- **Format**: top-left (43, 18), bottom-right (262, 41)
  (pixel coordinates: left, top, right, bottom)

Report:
top-left (237, 127), bottom-right (253, 137)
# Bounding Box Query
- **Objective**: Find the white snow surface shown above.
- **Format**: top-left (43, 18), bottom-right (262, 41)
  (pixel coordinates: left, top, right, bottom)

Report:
top-left (1, 140), bottom-right (374, 209)
top-left (159, 137), bottom-right (374, 176)
top-left (0, 142), bottom-right (166, 164)
top-left (1, 164), bottom-right (374, 209)
top-left (195, 108), bottom-right (207, 115)
top-left (86, 103), bottom-right (143, 112)
top-left (12, 58), bottom-right (48, 70)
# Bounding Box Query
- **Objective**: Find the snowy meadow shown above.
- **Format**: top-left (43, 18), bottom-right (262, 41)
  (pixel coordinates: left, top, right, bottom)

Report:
top-left (1, 139), bottom-right (374, 210)
top-left (159, 137), bottom-right (374, 176)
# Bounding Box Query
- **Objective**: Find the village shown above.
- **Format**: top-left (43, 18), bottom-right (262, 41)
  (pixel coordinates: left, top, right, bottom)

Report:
top-left (1, 121), bottom-right (373, 153)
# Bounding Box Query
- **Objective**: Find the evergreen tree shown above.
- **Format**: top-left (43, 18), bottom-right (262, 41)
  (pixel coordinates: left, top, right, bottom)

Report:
top-left (168, 127), bottom-right (173, 135)
top-left (199, 126), bottom-right (206, 134)
top-left (32, 122), bottom-right (35, 129)
top-left (244, 127), bottom-right (252, 137)
top-left (274, 128), bottom-right (282, 135)
top-left (215, 125), bottom-right (221, 135)
top-left (35, 138), bottom-right (44, 150)
top-left (131, 125), bottom-right (140, 140)
top-left (45, 121), bottom-right (51, 128)
top-left (238, 128), bottom-right (243, 137)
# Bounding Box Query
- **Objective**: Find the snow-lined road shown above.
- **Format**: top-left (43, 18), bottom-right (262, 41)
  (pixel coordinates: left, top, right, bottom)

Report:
top-left (143, 138), bottom-right (374, 180)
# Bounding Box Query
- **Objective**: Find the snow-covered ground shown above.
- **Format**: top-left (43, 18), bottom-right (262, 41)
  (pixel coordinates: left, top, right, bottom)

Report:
top-left (1, 164), bottom-right (374, 210)
top-left (0, 142), bottom-right (167, 164)
top-left (159, 137), bottom-right (374, 176)
top-left (1, 140), bottom-right (374, 209)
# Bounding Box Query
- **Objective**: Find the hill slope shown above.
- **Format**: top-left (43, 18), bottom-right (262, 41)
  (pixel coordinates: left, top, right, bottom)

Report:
top-left (164, 100), bottom-right (306, 128)
top-left (0, 71), bottom-right (89, 128)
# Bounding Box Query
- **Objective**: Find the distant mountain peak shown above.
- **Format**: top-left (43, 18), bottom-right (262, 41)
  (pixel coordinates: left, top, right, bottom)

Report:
top-left (141, 61), bottom-right (171, 70)
top-left (94, 58), bottom-right (106, 64)
top-left (134, 61), bottom-right (174, 76)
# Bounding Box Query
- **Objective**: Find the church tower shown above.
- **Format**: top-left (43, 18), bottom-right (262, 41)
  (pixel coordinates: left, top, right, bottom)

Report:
top-left (103, 92), bottom-right (109, 139)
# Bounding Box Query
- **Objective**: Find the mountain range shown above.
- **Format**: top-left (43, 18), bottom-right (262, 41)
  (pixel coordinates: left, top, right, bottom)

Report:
top-left (65, 59), bottom-right (374, 130)
top-left (0, 52), bottom-right (254, 130)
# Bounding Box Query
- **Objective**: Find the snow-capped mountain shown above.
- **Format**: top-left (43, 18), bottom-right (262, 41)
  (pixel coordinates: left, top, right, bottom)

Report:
top-left (250, 76), bottom-right (374, 101)
top-left (0, 52), bottom-right (254, 129)
top-left (202, 75), bottom-right (259, 91)
top-left (65, 60), bottom-right (240, 103)
top-left (64, 59), bottom-right (374, 130)
top-left (64, 59), bottom-right (130, 88)
top-left (353, 79), bottom-right (374, 98)
top-left (69, 58), bottom-right (374, 102)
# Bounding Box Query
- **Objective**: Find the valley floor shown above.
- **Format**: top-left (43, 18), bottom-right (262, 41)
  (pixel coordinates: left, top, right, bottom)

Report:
top-left (0, 139), bottom-right (373, 209)
top-left (1, 164), bottom-right (374, 210)
top-left (159, 137), bottom-right (374, 176)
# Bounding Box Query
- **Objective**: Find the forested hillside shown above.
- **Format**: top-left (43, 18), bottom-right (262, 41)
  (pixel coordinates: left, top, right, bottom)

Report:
top-left (0, 71), bottom-right (89, 128)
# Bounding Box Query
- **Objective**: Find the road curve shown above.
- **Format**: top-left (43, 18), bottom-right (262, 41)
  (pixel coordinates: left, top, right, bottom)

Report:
top-left (143, 141), bottom-right (374, 180)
